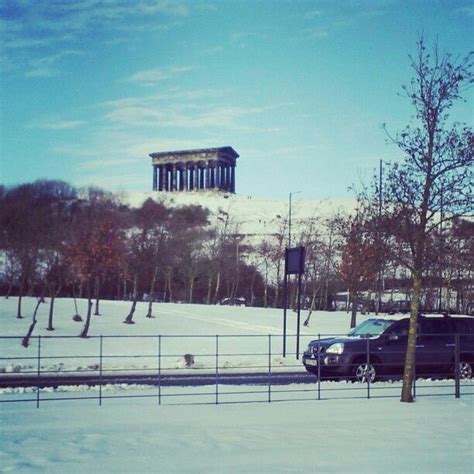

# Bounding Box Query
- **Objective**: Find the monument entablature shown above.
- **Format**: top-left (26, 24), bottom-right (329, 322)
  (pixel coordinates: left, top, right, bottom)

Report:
top-left (149, 146), bottom-right (239, 193)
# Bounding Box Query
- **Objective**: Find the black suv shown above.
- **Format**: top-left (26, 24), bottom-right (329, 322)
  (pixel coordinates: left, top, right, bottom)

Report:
top-left (303, 315), bottom-right (474, 382)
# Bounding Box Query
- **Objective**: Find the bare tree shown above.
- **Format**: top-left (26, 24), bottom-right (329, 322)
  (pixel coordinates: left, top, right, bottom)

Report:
top-left (337, 211), bottom-right (380, 328)
top-left (68, 188), bottom-right (126, 337)
top-left (382, 36), bottom-right (473, 402)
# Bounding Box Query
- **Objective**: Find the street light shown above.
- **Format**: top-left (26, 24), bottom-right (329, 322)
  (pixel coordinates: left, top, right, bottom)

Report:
top-left (288, 191), bottom-right (301, 249)
top-left (283, 191), bottom-right (301, 358)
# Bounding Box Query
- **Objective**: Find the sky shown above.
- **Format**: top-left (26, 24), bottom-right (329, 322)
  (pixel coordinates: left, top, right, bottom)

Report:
top-left (1, 0), bottom-right (473, 200)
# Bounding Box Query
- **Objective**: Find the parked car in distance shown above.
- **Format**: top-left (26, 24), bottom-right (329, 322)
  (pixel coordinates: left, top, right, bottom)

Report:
top-left (219, 297), bottom-right (246, 306)
top-left (303, 314), bottom-right (474, 382)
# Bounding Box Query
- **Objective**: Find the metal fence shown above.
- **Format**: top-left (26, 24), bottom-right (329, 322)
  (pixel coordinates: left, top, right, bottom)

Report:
top-left (0, 333), bottom-right (472, 407)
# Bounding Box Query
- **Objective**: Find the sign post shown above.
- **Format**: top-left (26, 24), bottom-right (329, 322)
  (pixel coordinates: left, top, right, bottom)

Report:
top-left (282, 246), bottom-right (305, 359)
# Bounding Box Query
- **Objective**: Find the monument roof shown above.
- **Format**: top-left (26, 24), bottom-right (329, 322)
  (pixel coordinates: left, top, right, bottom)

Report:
top-left (149, 146), bottom-right (239, 160)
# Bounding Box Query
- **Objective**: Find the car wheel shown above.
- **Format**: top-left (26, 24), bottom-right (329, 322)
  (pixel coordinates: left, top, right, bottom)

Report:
top-left (352, 361), bottom-right (377, 383)
top-left (458, 361), bottom-right (473, 380)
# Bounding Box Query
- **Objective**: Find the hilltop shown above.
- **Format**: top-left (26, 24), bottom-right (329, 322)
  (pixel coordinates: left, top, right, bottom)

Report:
top-left (125, 191), bottom-right (356, 237)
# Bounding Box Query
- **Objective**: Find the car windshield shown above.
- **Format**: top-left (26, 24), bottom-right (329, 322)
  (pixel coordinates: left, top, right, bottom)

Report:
top-left (348, 319), bottom-right (396, 337)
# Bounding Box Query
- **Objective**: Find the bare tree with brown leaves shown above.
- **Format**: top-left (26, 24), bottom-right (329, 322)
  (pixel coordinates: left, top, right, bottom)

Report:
top-left (382, 36), bottom-right (473, 402)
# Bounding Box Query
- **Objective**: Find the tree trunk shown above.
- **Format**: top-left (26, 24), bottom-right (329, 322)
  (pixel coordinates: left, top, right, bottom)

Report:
top-left (21, 298), bottom-right (43, 348)
top-left (116, 275), bottom-right (121, 300)
top-left (213, 270), bottom-right (221, 304)
top-left (72, 284), bottom-right (80, 318)
top-left (168, 271), bottom-right (172, 303)
top-left (146, 266), bottom-right (158, 318)
top-left (5, 281), bottom-right (12, 299)
top-left (47, 292), bottom-right (55, 331)
top-left (123, 270), bottom-right (128, 300)
top-left (124, 273), bottom-right (138, 324)
top-left (16, 278), bottom-right (25, 319)
top-left (80, 281), bottom-right (93, 338)
top-left (400, 271), bottom-right (422, 402)
top-left (165, 267), bottom-right (173, 303)
top-left (263, 277), bottom-right (268, 308)
top-left (274, 281), bottom-right (280, 308)
top-left (350, 291), bottom-right (358, 328)
top-left (250, 270), bottom-right (256, 307)
top-left (304, 285), bottom-right (320, 327)
top-left (206, 272), bottom-right (213, 305)
top-left (188, 267), bottom-right (195, 303)
top-left (94, 276), bottom-right (101, 315)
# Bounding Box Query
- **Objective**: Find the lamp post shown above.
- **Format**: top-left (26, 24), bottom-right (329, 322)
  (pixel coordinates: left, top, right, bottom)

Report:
top-left (283, 191), bottom-right (301, 358)
top-left (288, 191), bottom-right (301, 248)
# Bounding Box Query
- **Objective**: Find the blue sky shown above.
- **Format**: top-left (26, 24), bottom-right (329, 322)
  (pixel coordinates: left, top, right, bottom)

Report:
top-left (1, 0), bottom-right (472, 200)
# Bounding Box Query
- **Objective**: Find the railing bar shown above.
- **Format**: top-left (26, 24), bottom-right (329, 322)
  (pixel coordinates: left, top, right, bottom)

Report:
top-left (36, 336), bottom-right (41, 408)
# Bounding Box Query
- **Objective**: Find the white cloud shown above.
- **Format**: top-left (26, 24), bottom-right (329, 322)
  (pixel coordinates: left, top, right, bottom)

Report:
top-left (33, 119), bottom-right (86, 130)
top-left (1, 1), bottom-right (192, 77)
top-left (127, 66), bottom-right (195, 85)
top-left (25, 50), bottom-right (84, 77)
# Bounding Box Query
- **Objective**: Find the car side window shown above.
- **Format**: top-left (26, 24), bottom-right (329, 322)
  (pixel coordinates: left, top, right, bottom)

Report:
top-left (420, 319), bottom-right (449, 336)
top-left (389, 320), bottom-right (409, 336)
top-left (452, 319), bottom-right (474, 334)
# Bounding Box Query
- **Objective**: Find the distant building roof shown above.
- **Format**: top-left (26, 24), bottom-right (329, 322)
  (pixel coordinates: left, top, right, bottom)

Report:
top-left (149, 146), bottom-right (239, 161)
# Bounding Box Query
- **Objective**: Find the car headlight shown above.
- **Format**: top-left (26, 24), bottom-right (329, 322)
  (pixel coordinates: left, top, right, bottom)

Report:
top-left (326, 343), bottom-right (344, 354)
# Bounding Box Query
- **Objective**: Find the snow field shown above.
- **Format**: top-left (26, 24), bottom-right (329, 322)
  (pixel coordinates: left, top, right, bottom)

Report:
top-left (0, 297), bottom-right (360, 376)
top-left (1, 297), bottom-right (473, 473)
top-left (1, 394), bottom-right (472, 473)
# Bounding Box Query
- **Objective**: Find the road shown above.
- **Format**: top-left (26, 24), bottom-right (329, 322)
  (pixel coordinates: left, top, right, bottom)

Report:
top-left (0, 371), bottom-right (316, 389)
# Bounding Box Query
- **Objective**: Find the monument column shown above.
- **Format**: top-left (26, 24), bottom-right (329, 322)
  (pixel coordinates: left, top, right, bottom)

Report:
top-left (222, 164), bottom-right (228, 190)
top-left (206, 163), bottom-right (211, 190)
top-left (162, 165), bottom-right (167, 191)
top-left (153, 165), bottom-right (157, 191)
top-left (230, 164), bottom-right (236, 193)
top-left (171, 164), bottom-right (177, 191)
top-left (209, 161), bottom-right (215, 188)
top-left (158, 165), bottom-right (163, 191)
top-left (189, 165), bottom-right (194, 190)
top-left (215, 163), bottom-right (220, 189)
top-left (194, 165), bottom-right (199, 190)
top-left (183, 163), bottom-right (188, 191)
top-left (220, 162), bottom-right (225, 189)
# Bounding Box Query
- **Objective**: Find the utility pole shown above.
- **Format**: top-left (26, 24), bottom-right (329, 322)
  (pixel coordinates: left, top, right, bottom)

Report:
top-left (377, 159), bottom-right (383, 314)
top-left (288, 191), bottom-right (301, 248)
top-left (284, 191), bottom-right (301, 357)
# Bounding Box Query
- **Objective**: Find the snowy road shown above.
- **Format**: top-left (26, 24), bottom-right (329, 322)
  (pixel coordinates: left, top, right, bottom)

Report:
top-left (0, 370), bottom-right (313, 389)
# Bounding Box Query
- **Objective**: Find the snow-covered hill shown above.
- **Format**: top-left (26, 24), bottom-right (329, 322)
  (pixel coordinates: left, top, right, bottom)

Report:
top-left (125, 191), bottom-right (356, 236)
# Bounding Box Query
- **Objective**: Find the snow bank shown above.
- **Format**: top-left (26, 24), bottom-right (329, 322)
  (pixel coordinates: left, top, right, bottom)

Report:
top-left (0, 394), bottom-right (472, 473)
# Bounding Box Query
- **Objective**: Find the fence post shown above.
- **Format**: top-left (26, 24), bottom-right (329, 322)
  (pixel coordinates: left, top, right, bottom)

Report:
top-left (158, 335), bottom-right (162, 405)
top-left (99, 336), bottom-right (103, 406)
top-left (215, 335), bottom-right (219, 405)
top-left (268, 335), bottom-right (272, 403)
top-left (36, 335), bottom-right (41, 408)
top-left (455, 334), bottom-right (460, 399)
top-left (317, 334), bottom-right (321, 401)
top-left (366, 336), bottom-right (370, 400)
top-left (413, 344), bottom-right (416, 400)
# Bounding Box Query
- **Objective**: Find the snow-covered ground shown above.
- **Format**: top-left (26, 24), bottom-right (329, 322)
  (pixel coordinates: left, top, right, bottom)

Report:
top-left (1, 394), bottom-right (472, 473)
top-left (0, 297), bottom-right (365, 377)
top-left (1, 297), bottom-right (473, 473)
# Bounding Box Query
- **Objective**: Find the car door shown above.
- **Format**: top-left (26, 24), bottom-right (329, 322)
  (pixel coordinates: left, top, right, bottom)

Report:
top-left (378, 319), bottom-right (410, 376)
top-left (417, 318), bottom-right (451, 377)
